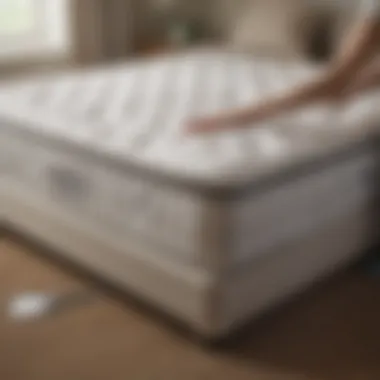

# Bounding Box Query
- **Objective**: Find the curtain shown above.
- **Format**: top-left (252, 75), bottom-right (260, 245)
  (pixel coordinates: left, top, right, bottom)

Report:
top-left (70, 0), bottom-right (134, 64)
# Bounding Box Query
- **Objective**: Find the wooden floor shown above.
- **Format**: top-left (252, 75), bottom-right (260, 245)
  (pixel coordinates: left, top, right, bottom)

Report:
top-left (1, 234), bottom-right (380, 380)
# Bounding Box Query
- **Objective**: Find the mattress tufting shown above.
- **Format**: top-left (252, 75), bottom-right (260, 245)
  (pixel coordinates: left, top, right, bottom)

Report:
top-left (0, 50), bottom-right (378, 187)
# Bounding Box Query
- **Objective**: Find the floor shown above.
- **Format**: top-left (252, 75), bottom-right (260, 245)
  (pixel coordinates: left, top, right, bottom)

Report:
top-left (1, 234), bottom-right (380, 380)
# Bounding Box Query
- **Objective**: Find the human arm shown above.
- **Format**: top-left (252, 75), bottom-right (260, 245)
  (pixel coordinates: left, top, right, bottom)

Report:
top-left (342, 59), bottom-right (380, 97)
top-left (187, 12), bottom-right (380, 134)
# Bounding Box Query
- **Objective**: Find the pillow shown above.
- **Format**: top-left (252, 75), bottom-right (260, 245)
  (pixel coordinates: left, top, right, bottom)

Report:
top-left (227, 0), bottom-right (309, 60)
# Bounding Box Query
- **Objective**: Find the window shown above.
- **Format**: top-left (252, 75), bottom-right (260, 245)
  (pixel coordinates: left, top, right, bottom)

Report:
top-left (0, 0), bottom-right (70, 61)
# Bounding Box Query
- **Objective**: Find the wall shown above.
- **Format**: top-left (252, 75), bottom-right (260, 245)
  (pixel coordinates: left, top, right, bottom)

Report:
top-left (141, 0), bottom-right (364, 60)
top-left (134, 0), bottom-right (356, 58)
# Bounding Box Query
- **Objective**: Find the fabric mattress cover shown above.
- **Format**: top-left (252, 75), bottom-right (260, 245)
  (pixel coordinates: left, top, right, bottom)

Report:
top-left (0, 50), bottom-right (378, 193)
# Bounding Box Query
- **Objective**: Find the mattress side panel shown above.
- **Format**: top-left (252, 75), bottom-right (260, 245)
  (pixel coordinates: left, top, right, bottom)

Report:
top-left (0, 127), bottom-right (206, 267)
top-left (229, 145), bottom-right (378, 265)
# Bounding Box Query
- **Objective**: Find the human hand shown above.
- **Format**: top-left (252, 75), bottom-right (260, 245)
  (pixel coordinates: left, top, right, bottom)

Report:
top-left (185, 105), bottom-right (268, 135)
top-left (320, 74), bottom-right (352, 104)
top-left (185, 114), bottom-right (234, 135)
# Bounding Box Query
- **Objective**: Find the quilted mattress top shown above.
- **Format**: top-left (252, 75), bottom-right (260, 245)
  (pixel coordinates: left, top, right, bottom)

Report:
top-left (0, 50), bottom-right (378, 188)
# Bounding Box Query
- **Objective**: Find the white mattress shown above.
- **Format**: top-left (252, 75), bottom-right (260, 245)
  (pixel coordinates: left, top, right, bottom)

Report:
top-left (0, 50), bottom-right (378, 184)
top-left (0, 50), bottom-right (379, 268)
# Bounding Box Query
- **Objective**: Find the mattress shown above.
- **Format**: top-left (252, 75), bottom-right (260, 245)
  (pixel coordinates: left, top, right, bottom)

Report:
top-left (0, 50), bottom-right (379, 266)
top-left (0, 50), bottom-right (379, 337)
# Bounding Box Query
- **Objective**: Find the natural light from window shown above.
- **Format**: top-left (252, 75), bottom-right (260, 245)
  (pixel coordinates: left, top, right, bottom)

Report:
top-left (0, 0), bottom-right (35, 35)
top-left (0, 0), bottom-right (70, 61)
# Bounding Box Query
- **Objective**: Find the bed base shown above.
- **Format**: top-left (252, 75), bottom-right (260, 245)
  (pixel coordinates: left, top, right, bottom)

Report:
top-left (1, 182), bottom-right (377, 340)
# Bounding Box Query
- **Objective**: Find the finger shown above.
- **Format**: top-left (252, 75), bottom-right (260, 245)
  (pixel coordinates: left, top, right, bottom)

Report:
top-left (185, 120), bottom-right (221, 135)
top-left (184, 121), bottom-right (205, 134)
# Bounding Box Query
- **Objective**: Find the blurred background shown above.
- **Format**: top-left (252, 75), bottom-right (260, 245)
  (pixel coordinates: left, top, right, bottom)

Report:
top-left (0, 0), bottom-right (363, 77)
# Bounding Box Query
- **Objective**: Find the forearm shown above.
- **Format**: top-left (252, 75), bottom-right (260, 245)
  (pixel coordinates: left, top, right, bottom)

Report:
top-left (327, 15), bottom-right (380, 80)
top-left (222, 17), bottom-right (380, 125)
top-left (222, 77), bottom-right (331, 124)
top-left (346, 60), bottom-right (380, 96)
top-left (188, 15), bottom-right (380, 134)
